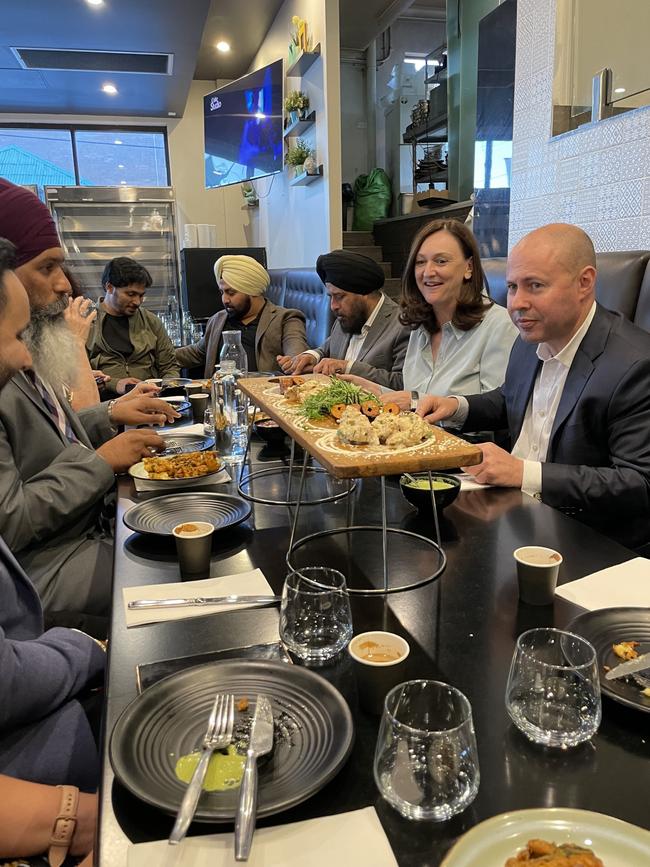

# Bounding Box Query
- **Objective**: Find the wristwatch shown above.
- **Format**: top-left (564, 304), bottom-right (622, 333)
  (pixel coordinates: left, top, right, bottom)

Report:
top-left (410, 390), bottom-right (419, 412)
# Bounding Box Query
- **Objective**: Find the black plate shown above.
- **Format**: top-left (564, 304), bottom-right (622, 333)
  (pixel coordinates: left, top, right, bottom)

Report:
top-left (160, 397), bottom-right (191, 412)
top-left (159, 432), bottom-right (215, 455)
top-left (123, 492), bottom-right (251, 536)
top-left (109, 659), bottom-right (354, 821)
top-left (567, 607), bottom-right (650, 713)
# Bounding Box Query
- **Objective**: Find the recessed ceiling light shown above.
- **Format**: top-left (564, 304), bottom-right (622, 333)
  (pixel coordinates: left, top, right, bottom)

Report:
top-left (614, 87), bottom-right (626, 94)
top-left (114, 139), bottom-right (123, 145)
top-left (168, 111), bottom-right (177, 117)
top-left (216, 41), bottom-right (231, 53)
top-left (102, 83), bottom-right (117, 95)
top-left (120, 180), bottom-right (127, 185)
top-left (86, 0), bottom-right (104, 6)
top-left (117, 163), bottom-right (125, 168)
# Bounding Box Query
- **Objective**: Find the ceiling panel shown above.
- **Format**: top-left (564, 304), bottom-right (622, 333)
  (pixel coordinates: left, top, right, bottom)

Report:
top-left (0, 0), bottom-right (211, 116)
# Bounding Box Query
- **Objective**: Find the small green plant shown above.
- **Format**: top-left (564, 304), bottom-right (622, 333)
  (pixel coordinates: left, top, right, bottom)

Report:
top-left (284, 90), bottom-right (309, 113)
top-left (285, 139), bottom-right (314, 167)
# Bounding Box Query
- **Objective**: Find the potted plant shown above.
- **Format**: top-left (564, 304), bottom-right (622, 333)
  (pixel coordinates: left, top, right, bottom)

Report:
top-left (285, 139), bottom-right (315, 177)
top-left (284, 91), bottom-right (310, 125)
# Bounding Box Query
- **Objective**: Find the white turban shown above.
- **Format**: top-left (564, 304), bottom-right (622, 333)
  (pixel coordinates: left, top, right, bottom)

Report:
top-left (214, 255), bottom-right (270, 297)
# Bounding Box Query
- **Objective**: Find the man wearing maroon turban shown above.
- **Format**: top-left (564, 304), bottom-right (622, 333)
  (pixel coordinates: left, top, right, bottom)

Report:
top-left (0, 180), bottom-right (176, 634)
top-left (277, 249), bottom-right (409, 388)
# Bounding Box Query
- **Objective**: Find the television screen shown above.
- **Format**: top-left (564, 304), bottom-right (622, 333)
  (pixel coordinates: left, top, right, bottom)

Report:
top-left (204, 59), bottom-right (283, 189)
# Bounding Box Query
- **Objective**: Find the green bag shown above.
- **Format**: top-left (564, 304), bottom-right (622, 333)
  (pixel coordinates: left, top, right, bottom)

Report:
top-left (352, 168), bottom-right (392, 231)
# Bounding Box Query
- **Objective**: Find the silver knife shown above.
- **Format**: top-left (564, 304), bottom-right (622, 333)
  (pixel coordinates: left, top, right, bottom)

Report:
top-left (235, 695), bottom-right (274, 862)
top-left (605, 651), bottom-right (650, 680)
top-left (128, 594), bottom-right (281, 610)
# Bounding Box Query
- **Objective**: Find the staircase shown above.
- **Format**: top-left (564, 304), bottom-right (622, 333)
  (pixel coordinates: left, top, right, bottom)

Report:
top-left (342, 231), bottom-right (401, 300)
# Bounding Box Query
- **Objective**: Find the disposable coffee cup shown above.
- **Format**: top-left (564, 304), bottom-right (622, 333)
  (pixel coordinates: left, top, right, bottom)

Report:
top-left (186, 384), bottom-right (203, 396)
top-left (172, 521), bottom-right (214, 579)
top-left (348, 631), bottom-right (410, 715)
top-left (189, 393), bottom-right (209, 422)
top-left (513, 546), bottom-right (563, 606)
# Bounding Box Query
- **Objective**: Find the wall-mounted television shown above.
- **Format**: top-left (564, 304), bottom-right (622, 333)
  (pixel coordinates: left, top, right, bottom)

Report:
top-left (204, 58), bottom-right (283, 189)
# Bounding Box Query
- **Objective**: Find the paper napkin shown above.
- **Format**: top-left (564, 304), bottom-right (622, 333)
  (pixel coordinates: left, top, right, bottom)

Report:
top-left (555, 557), bottom-right (650, 610)
top-left (123, 568), bottom-right (275, 627)
top-left (126, 806), bottom-right (398, 867)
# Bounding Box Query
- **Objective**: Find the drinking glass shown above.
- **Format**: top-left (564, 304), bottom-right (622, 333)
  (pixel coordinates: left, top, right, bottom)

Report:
top-left (279, 567), bottom-right (353, 664)
top-left (505, 628), bottom-right (601, 748)
top-left (374, 680), bottom-right (480, 821)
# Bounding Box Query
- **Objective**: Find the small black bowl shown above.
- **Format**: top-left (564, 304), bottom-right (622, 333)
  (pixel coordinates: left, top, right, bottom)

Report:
top-left (399, 472), bottom-right (461, 513)
top-left (253, 418), bottom-right (287, 444)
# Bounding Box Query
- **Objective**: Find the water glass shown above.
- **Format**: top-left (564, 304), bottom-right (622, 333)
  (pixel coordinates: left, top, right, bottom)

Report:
top-left (505, 628), bottom-right (601, 748)
top-left (203, 407), bottom-right (215, 436)
top-left (279, 567), bottom-right (353, 665)
top-left (374, 680), bottom-right (480, 821)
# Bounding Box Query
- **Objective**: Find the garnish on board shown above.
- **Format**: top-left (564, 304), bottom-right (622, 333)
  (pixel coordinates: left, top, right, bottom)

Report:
top-left (298, 376), bottom-right (381, 421)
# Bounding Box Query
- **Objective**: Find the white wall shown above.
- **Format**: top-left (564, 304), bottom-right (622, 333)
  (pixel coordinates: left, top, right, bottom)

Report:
top-left (340, 55), bottom-right (368, 185)
top-left (246, 0), bottom-right (342, 267)
top-left (510, 0), bottom-right (650, 251)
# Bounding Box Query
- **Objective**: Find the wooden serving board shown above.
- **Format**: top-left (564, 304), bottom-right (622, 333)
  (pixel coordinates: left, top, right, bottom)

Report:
top-left (239, 377), bottom-right (482, 479)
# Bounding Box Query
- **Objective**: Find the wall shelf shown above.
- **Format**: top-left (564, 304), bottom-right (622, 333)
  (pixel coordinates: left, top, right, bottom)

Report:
top-left (287, 44), bottom-right (321, 77)
top-left (283, 110), bottom-right (316, 138)
top-left (289, 164), bottom-right (324, 186)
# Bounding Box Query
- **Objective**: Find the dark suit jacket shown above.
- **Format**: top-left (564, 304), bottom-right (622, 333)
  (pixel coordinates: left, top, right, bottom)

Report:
top-left (0, 536), bottom-right (105, 790)
top-left (175, 300), bottom-right (309, 376)
top-left (464, 305), bottom-right (650, 549)
top-left (314, 295), bottom-right (410, 389)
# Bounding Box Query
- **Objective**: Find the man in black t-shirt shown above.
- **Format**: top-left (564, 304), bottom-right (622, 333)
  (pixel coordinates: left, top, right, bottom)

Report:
top-left (86, 257), bottom-right (180, 394)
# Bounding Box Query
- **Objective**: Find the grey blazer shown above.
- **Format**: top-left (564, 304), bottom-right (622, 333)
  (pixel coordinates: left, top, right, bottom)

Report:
top-left (0, 373), bottom-right (116, 587)
top-left (464, 305), bottom-right (650, 549)
top-left (313, 295), bottom-right (410, 389)
top-left (0, 535), bottom-right (105, 790)
top-left (176, 300), bottom-right (309, 376)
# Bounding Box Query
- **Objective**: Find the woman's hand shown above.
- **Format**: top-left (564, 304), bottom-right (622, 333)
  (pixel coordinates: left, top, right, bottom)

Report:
top-left (379, 390), bottom-right (411, 411)
top-left (64, 297), bottom-right (96, 342)
top-left (338, 374), bottom-right (382, 397)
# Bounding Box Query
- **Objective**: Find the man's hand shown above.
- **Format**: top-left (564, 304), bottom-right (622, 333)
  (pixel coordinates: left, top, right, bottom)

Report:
top-left (339, 374), bottom-right (382, 396)
top-left (116, 377), bottom-right (141, 394)
top-left (416, 395), bottom-right (460, 424)
top-left (276, 353), bottom-right (315, 374)
top-left (110, 395), bottom-right (180, 426)
top-left (64, 296), bottom-right (96, 342)
top-left (92, 370), bottom-right (110, 384)
top-left (380, 390), bottom-right (411, 411)
top-left (462, 442), bottom-right (524, 488)
top-left (313, 357), bottom-right (348, 375)
top-left (96, 429), bottom-right (165, 473)
top-left (116, 381), bottom-right (160, 400)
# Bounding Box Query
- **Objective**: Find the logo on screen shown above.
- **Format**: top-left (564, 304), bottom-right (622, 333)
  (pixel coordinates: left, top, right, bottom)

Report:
top-left (210, 96), bottom-right (222, 111)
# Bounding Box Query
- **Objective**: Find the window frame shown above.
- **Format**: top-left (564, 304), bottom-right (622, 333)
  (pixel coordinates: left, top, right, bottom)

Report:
top-left (0, 122), bottom-right (171, 187)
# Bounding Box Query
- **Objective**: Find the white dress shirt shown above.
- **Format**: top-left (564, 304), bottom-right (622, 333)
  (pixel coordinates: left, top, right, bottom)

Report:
top-left (449, 302), bottom-right (597, 497)
top-left (305, 293), bottom-right (386, 369)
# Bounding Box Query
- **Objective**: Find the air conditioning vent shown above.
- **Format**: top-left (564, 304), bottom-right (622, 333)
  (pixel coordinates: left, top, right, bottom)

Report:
top-left (12, 48), bottom-right (172, 75)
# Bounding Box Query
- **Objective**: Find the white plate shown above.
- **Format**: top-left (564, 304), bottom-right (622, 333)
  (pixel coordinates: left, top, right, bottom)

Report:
top-left (440, 808), bottom-right (650, 867)
top-left (128, 461), bottom-right (224, 485)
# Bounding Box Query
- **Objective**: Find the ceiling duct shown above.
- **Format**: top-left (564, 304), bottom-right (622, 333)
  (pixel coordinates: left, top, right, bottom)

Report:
top-left (12, 47), bottom-right (173, 75)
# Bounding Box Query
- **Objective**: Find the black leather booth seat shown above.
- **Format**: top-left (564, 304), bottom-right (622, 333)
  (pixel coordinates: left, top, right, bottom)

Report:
top-left (267, 268), bottom-right (333, 349)
top-left (483, 251), bottom-right (650, 330)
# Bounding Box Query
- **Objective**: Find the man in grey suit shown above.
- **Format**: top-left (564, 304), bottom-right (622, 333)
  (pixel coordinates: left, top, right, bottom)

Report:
top-left (0, 180), bottom-right (175, 631)
top-left (277, 250), bottom-right (409, 389)
top-left (176, 254), bottom-right (309, 376)
top-left (0, 237), bottom-right (105, 797)
top-left (418, 224), bottom-right (650, 550)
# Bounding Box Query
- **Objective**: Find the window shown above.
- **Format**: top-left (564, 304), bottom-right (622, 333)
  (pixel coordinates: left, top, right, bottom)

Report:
top-left (0, 125), bottom-right (169, 196)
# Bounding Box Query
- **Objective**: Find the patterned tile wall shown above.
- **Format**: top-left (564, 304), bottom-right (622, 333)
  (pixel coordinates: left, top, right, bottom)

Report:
top-left (509, 0), bottom-right (650, 251)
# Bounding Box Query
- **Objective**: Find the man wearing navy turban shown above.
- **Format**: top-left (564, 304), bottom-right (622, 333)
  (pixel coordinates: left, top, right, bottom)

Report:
top-left (278, 249), bottom-right (409, 388)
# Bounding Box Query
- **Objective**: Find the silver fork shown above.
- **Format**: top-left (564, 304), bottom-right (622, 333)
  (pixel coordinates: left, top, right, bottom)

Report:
top-left (160, 439), bottom-right (183, 456)
top-left (169, 693), bottom-right (235, 845)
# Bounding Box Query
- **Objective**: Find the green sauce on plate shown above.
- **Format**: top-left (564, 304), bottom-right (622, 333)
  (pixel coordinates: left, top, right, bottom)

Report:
top-left (174, 744), bottom-right (245, 791)
top-left (405, 479), bottom-right (454, 490)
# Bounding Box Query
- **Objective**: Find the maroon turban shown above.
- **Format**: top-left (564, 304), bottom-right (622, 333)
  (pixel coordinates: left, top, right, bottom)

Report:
top-left (0, 178), bottom-right (61, 267)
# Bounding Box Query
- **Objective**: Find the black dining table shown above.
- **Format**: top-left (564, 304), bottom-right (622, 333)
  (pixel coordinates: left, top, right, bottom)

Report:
top-left (97, 437), bottom-right (650, 866)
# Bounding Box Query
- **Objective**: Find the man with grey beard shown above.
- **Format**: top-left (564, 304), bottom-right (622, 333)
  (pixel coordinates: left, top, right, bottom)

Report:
top-left (0, 180), bottom-right (179, 635)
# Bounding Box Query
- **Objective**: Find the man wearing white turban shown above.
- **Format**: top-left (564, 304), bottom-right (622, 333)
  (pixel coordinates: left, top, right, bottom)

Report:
top-left (176, 254), bottom-right (309, 375)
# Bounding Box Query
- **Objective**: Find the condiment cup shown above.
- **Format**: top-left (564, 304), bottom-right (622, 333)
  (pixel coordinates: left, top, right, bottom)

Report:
top-left (513, 546), bottom-right (563, 605)
top-left (349, 631), bottom-right (410, 715)
top-left (172, 521), bottom-right (214, 579)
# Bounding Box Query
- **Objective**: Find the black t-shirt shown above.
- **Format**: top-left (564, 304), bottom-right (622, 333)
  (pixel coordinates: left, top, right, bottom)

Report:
top-left (102, 314), bottom-right (133, 355)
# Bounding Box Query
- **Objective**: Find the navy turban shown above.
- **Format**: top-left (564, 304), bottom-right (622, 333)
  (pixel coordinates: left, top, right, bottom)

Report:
top-left (316, 249), bottom-right (385, 295)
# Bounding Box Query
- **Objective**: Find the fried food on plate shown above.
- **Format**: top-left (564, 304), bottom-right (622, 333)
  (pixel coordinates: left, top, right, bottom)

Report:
top-left (505, 838), bottom-right (604, 866)
top-left (142, 451), bottom-right (221, 480)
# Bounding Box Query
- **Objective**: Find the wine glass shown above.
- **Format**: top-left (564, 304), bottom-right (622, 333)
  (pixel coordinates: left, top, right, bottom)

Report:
top-left (505, 628), bottom-right (601, 748)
